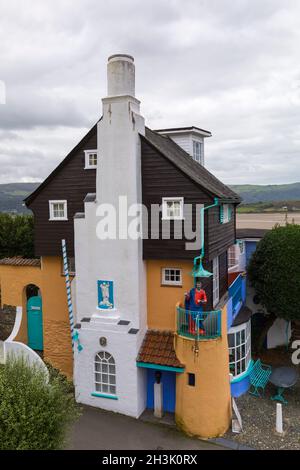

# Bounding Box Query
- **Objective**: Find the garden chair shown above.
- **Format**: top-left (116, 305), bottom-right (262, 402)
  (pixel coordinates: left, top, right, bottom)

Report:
top-left (249, 359), bottom-right (272, 397)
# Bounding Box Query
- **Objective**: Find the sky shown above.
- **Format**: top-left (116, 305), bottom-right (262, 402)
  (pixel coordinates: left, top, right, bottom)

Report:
top-left (0, 0), bottom-right (300, 185)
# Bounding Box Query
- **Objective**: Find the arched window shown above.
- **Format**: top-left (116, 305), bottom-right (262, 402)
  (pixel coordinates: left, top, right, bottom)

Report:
top-left (94, 351), bottom-right (116, 395)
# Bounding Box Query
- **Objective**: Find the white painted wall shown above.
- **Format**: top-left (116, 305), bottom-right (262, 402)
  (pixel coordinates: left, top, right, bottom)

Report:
top-left (74, 55), bottom-right (148, 418)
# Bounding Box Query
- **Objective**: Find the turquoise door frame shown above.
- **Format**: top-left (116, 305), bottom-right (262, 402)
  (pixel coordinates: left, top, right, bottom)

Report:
top-left (27, 295), bottom-right (43, 350)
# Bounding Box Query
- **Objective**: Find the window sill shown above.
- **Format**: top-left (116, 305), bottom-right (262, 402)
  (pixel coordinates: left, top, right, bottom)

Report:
top-left (161, 283), bottom-right (183, 288)
top-left (84, 166), bottom-right (97, 170)
top-left (161, 217), bottom-right (185, 221)
top-left (49, 218), bottom-right (68, 221)
top-left (91, 392), bottom-right (118, 400)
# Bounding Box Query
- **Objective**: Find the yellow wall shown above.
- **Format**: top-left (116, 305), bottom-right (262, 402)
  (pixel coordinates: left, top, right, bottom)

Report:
top-left (175, 304), bottom-right (232, 438)
top-left (0, 257), bottom-right (73, 377)
top-left (147, 260), bottom-right (194, 331)
top-left (0, 264), bottom-right (42, 344)
top-left (41, 256), bottom-right (73, 377)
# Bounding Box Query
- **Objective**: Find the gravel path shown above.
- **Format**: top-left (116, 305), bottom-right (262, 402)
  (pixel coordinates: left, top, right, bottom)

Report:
top-left (225, 369), bottom-right (300, 449)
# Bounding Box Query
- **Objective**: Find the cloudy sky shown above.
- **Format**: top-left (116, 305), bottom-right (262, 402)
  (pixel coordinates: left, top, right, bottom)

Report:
top-left (0, 0), bottom-right (300, 185)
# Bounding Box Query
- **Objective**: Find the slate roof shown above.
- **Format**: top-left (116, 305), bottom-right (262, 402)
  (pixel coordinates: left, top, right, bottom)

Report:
top-left (137, 330), bottom-right (184, 369)
top-left (0, 257), bottom-right (41, 267)
top-left (143, 128), bottom-right (241, 202)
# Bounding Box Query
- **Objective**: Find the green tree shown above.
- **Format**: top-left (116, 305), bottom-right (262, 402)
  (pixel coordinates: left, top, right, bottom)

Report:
top-left (0, 213), bottom-right (34, 259)
top-left (0, 356), bottom-right (80, 450)
top-left (248, 224), bottom-right (300, 349)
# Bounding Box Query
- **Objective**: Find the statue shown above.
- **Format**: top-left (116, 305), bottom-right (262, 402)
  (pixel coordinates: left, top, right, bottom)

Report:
top-left (99, 282), bottom-right (113, 309)
top-left (184, 280), bottom-right (207, 335)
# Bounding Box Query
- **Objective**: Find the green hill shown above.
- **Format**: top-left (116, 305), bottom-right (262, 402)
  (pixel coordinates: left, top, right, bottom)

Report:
top-left (0, 183), bottom-right (40, 213)
top-left (230, 182), bottom-right (300, 204)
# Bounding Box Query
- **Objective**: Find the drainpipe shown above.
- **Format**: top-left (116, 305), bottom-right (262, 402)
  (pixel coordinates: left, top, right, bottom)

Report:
top-left (192, 197), bottom-right (219, 276)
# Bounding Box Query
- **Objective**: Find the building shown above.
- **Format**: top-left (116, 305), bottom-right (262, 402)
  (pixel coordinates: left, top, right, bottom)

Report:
top-left (0, 54), bottom-right (256, 438)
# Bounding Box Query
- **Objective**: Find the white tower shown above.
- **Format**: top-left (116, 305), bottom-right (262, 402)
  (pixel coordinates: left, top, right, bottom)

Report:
top-left (73, 55), bottom-right (147, 417)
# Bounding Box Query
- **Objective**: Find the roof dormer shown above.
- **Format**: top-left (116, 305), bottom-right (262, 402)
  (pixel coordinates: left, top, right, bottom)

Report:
top-left (155, 126), bottom-right (212, 166)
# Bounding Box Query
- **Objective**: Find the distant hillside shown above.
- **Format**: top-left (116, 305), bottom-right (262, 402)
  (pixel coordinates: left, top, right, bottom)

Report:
top-left (230, 182), bottom-right (300, 204)
top-left (0, 183), bottom-right (40, 213)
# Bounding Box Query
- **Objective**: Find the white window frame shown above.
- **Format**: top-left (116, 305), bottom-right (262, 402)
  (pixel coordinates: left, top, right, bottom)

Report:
top-left (162, 197), bottom-right (184, 220)
top-left (94, 351), bottom-right (116, 396)
top-left (228, 320), bottom-right (251, 379)
top-left (161, 267), bottom-right (182, 286)
top-left (49, 200), bottom-right (68, 221)
top-left (192, 140), bottom-right (202, 164)
top-left (212, 256), bottom-right (219, 307)
top-left (84, 149), bottom-right (98, 169)
top-left (228, 245), bottom-right (239, 269)
top-left (222, 204), bottom-right (231, 224)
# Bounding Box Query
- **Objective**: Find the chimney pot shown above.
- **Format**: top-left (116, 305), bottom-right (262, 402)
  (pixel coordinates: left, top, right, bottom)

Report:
top-left (107, 54), bottom-right (135, 97)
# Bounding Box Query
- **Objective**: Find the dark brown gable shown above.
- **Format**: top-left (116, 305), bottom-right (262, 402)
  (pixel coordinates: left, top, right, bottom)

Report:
top-left (141, 137), bottom-right (235, 261)
top-left (28, 128), bottom-right (97, 257)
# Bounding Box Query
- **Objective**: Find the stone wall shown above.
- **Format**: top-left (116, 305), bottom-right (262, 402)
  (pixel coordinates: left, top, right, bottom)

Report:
top-left (0, 305), bottom-right (16, 340)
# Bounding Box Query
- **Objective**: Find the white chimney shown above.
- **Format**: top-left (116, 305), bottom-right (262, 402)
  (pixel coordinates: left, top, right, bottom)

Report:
top-left (107, 54), bottom-right (135, 97)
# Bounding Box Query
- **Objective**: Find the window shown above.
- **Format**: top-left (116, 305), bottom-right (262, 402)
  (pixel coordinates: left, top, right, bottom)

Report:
top-left (162, 197), bottom-right (184, 220)
top-left (162, 268), bottom-right (182, 286)
top-left (188, 373), bottom-right (195, 386)
top-left (94, 351), bottom-right (116, 395)
top-left (193, 140), bottom-right (202, 164)
top-left (49, 200), bottom-right (68, 221)
top-left (212, 256), bottom-right (219, 307)
top-left (220, 204), bottom-right (231, 224)
top-left (84, 150), bottom-right (98, 169)
top-left (61, 257), bottom-right (75, 276)
top-left (228, 245), bottom-right (238, 269)
top-left (228, 320), bottom-right (251, 378)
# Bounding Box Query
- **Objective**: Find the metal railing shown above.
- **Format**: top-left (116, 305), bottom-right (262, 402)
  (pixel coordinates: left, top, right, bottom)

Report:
top-left (177, 307), bottom-right (221, 340)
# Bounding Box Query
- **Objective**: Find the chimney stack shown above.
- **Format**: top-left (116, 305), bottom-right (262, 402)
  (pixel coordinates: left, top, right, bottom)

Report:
top-left (107, 54), bottom-right (135, 97)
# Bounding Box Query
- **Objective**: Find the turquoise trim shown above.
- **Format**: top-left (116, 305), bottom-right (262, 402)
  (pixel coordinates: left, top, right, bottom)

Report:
top-left (136, 362), bottom-right (184, 373)
top-left (230, 359), bottom-right (254, 384)
top-left (91, 392), bottom-right (118, 400)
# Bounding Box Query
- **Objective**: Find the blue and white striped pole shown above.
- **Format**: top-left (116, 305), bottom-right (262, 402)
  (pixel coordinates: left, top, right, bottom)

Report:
top-left (61, 239), bottom-right (83, 353)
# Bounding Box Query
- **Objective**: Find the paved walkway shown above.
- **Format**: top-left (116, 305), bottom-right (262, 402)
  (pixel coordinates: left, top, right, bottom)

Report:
top-left (67, 405), bottom-right (226, 450)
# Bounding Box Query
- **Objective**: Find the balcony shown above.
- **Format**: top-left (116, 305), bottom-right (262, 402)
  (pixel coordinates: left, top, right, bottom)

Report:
top-left (176, 306), bottom-right (221, 340)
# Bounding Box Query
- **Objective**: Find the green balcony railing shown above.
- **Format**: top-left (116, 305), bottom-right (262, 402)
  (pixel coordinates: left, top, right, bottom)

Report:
top-left (177, 306), bottom-right (222, 340)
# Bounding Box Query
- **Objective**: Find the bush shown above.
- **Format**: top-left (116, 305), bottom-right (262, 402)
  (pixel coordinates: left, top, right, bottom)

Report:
top-left (0, 213), bottom-right (34, 259)
top-left (0, 356), bottom-right (80, 450)
top-left (248, 224), bottom-right (300, 321)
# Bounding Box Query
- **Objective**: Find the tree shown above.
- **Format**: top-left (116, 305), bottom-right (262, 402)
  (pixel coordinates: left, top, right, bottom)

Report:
top-left (248, 224), bottom-right (300, 350)
top-left (0, 356), bottom-right (80, 450)
top-left (0, 213), bottom-right (34, 259)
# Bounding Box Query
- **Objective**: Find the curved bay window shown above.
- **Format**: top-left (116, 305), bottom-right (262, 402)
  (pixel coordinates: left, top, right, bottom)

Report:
top-left (228, 320), bottom-right (251, 378)
top-left (94, 351), bottom-right (116, 395)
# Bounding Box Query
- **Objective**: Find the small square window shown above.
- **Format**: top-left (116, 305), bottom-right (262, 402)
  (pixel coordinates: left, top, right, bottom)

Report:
top-left (162, 197), bottom-right (184, 220)
top-left (161, 268), bottom-right (182, 286)
top-left (84, 150), bottom-right (98, 169)
top-left (220, 204), bottom-right (231, 224)
top-left (49, 200), bottom-right (68, 221)
top-left (188, 373), bottom-right (195, 386)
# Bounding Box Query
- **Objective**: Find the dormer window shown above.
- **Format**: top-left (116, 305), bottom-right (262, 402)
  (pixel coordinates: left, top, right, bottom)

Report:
top-left (162, 197), bottom-right (184, 220)
top-left (84, 150), bottom-right (98, 169)
top-left (193, 140), bottom-right (202, 164)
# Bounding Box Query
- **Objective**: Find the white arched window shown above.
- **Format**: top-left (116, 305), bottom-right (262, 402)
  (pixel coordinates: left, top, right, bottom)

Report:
top-left (94, 351), bottom-right (116, 395)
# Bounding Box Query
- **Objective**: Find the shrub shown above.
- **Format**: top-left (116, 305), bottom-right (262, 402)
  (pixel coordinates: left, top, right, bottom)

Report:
top-left (0, 356), bottom-right (80, 450)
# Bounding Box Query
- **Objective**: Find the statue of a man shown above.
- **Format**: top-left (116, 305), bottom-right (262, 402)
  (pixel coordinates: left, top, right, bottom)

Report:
top-left (184, 280), bottom-right (207, 335)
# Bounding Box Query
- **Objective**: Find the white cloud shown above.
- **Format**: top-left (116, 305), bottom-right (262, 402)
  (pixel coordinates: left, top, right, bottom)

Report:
top-left (0, 0), bottom-right (300, 184)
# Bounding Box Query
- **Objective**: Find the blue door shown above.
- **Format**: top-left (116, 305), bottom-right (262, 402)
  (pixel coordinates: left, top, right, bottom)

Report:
top-left (147, 369), bottom-right (176, 413)
top-left (27, 296), bottom-right (43, 350)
